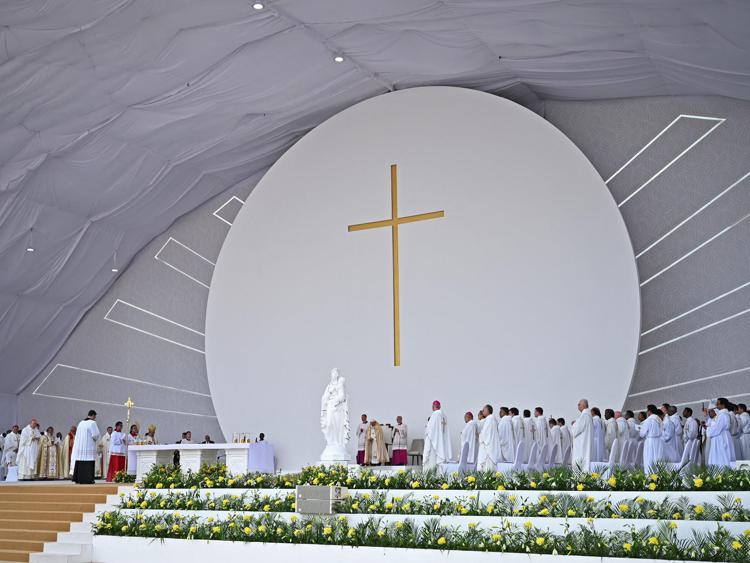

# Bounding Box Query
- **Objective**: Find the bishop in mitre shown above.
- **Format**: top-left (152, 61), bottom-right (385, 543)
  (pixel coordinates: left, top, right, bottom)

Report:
top-left (364, 420), bottom-right (389, 466)
top-left (422, 400), bottom-right (452, 470)
top-left (17, 418), bottom-right (41, 480)
top-left (37, 426), bottom-right (61, 479)
top-left (71, 410), bottom-right (101, 484)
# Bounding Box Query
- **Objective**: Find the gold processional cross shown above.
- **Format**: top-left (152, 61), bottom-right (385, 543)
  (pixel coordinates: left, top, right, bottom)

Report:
top-left (348, 164), bottom-right (444, 367)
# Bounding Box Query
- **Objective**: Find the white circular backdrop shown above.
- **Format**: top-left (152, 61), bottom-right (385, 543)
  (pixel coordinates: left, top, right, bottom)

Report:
top-left (206, 87), bottom-right (640, 469)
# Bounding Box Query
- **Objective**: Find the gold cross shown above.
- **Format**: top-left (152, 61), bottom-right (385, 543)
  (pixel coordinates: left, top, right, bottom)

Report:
top-left (348, 164), bottom-right (444, 366)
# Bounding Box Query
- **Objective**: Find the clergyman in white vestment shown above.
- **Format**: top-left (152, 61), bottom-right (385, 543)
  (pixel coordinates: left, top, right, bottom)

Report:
top-left (639, 406), bottom-right (664, 472)
top-left (391, 416), bottom-right (409, 466)
top-left (71, 411), bottom-right (101, 484)
top-left (497, 408), bottom-right (516, 463)
top-left (477, 405), bottom-right (501, 471)
top-left (738, 404), bottom-right (750, 459)
top-left (571, 400), bottom-right (594, 471)
top-left (460, 412), bottom-right (479, 465)
top-left (2, 426), bottom-right (20, 469)
top-left (16, 420), bottom-right (41, 480)
top-left (705, 399), bottom-right (732, 468)
top-left (356, 414), bottom-right (369, 465)
top-left (422, 400), bottom-right (452, 470)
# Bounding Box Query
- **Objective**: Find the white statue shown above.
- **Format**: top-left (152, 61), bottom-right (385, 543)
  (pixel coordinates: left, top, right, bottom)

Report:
top-left (319, 368), bottom-right (350, 463)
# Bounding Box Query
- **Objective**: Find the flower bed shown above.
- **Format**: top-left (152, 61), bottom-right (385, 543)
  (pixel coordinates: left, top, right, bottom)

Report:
top-left (93, 510), bottom-right (750, 562)
top-left (139, 463), bottom-right (750, 493)
top-left (119, 489), bottom-right (750, 522)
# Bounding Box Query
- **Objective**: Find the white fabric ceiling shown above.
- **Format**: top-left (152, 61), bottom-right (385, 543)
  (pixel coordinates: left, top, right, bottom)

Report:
top-left (1, 0), bottom-right (749, 394)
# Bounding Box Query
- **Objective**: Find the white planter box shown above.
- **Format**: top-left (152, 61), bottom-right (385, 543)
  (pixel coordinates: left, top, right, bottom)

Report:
top-left (92, 536), bottom-right (709, 563)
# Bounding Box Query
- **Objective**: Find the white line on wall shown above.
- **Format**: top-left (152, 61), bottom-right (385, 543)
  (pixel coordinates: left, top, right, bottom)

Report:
top-left (640, 210), bottom-right (750, 287)
top-left (32, 392), bottom-right (217, 418)
top-left (633, 391), bottom-right (750, 411)
top-left (104, 299), bottom-right (205, 354)
top-left (602, 114), bottom-right (725, 206)
top-left (154, 237), bottom-right (215, 289)
top-left (628, 365), bottom-right (750, 398)
top-left (636, 170), bottom-right (750, 259)
top-left (641, 280), bottom-right (750, 336)
top-left (32, 363), bottom-right (211, 397)
top-left (212, 195), bottom-right (245, 226)
top-left (638, 306), bottom-right (750, 355)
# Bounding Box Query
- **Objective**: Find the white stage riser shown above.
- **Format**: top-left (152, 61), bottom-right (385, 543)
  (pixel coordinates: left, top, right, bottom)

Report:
top-left (114, 510), bottom-right (749, 539)
top-left (127, 488), bottom-right (750, 505)
top-left (92, 537), bottom-right (716, 563)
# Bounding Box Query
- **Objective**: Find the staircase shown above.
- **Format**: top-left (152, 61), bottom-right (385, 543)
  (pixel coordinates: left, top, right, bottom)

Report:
top-left (0, 483), bottom-right (121, 563)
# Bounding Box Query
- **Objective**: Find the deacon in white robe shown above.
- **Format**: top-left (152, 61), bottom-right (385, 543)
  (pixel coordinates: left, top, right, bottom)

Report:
top-left (71, 411), bottom-right (101, 484)
top-left (591, 408), bottom-right (605, 462)
top-left (738, 404), bottom-right (750, 460)
top-left (705, 400), bottom-right (732, 468)
top-left (682, 408), bottom-right (699, 444)
top-left (604, 410), bottom-right (618, 459)
top-left (460, 412), bottom-right (479, 465)
top-left (16, 420), bottom-right (41, 480)
top-left (2, 426), bottom-right (19, 469)
top-left (356, 415), bottom-right (369, 465)
top-left (615, 411), bottom-right (628, 459)
top-left (477, 405), bottom-right (501, 470)
top-left (548, 419), bottom-right (562, 463)
top-left (522, 411), bottom-right (536, 463)
top-left (661, 413), bottom-right (677, 462)
top-left (729, 407), bottom-right (741, 461)
top-left (510, 408), bottom-right (525, 445)
top-left (391, 416), bottom-right (409, 466)
top-left (669, 407), bottom-right (684, 456)
top-left (422, 401), bottom-right (452, 470)
top-left (571, 400), bottom-right (594, 470)
top-left (497, 408), bottom-right (517, 463)
top-left (534, 408), bottom-right (549, 452)
top-left (625, 412), bottom-right (639, 442)
top-left (639, 408), bottom-right (664, 472)
top-left (556, 418), bottom-right (572, 464)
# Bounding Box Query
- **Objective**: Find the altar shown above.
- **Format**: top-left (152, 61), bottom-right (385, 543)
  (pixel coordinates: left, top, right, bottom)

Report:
top-left (129, 442), bottom-right (275, 482)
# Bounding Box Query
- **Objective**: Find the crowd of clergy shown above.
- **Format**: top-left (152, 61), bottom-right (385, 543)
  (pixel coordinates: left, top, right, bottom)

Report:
top-left (1, 411), bottom-right (161, 483)
top-left (360, 398), bottom-right (750, 473)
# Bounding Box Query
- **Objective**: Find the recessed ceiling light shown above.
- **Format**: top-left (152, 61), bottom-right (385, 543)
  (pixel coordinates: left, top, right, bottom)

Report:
top-left (26, 246), bottom-right (34, 253)
top-left (252, 2), bottom-right (264, 9)
top-left (111, 267), bottom-right (119, 273)
top-left (333, 55), bottom-right (344, 63)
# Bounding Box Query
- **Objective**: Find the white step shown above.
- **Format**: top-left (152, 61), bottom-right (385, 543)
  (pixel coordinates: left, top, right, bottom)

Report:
top-left (57, 531), bottom-right (94, 544)
top-left (30, 553), bottom-right (73, 563)
top-left (69, 522), bottom-right (93, 533)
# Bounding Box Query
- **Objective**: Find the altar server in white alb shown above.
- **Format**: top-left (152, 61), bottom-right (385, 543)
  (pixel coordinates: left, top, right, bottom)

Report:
top-left (557, 418), bottom-right (572, 462)
top-left (682, 407), bottom-right (699, 445)
top-left (738, 403), bottom-right (750, 459)
top-left (548, 419), bottom-right (562, 463)
top-left (534, 407), bottom-right (549, 452)
top-left (705, 398), bottom-right (732, 468)
top-left (590, 407), bottom-right (605, 462)
top-left (422, 400), bottom-right (451, 470)
top-left (16, 419), bottom-right (41, 480)
top-left (460, 412), bottom-right (479, 465)
top-left (391, 416), bottom-right (408, 466)
top-left (477, 404), bottom-right (501, 470)
top-left (604, 409), bottom-right (618, 459)
top-left (639, 405), bottom-right (664, 472)
top-left (571, 399), bottom-right (593, 470)
top-left (510, 408), bottom-right (524, 444)
top-left (71, 410), bottom-right (101, 484)
top-left (669, 405), bottom-right (683, 456)
top-left (497, 407), bottom-right (517, 463)
top-left (356, 414), bottom-right (369, 465)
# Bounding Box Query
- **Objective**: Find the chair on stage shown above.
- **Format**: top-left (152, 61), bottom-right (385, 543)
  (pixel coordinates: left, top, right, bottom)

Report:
top-left (633, 440), bottom-right (644, 468)
top-left (408, 438), bottom-right (424, 466)
top-left (667, 440), bottom-right (693, 472)
top-left (440, 441), bottom-right (477, 476)
top-left (496, 441), bottom-right (526, 474)
top-left (592, 438), bottom-right (619, 475)
top-left (534, 443), bottom-right (548, 472)
top-left (546, 443), bottom-right (560, 469)
top-left (619, 440), bottom-right (631, 469)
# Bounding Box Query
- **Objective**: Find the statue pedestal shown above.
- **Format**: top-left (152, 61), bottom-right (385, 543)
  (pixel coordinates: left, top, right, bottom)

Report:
top-left (319, 444), bottom-right (349, 466)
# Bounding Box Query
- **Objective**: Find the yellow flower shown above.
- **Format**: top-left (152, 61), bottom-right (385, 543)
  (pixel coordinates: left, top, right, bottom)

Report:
top-left (121, 525), bottom-right (129, 532)
top-left (591, 472), bottom-right (600, 479)
top-left (468, 522), bottom-right (477, 529)
top-left (441, 483), bottom-right (449, 490)
top-left (576, 484), bottom-right (585, 491)
top-left (155, 483), bottom-right (163, 489)
top-left (403, 503), bottom-right (411, 511)
top-left (433, 503), bottom-right (441, 510)
top-left (530, 481), bottom-right (537, 488)
top-left (608, 477), bottom-right (617, 487)
top-left (722, 512), bottom-right (732, 521)
top-left (244, 527), bottom-right (252, 535)
top-left (732, 540), bottom-right (742, 550)
top-left (492, 533), bottom-right (502, 542)
top-left (290, 515), bottom-right (298, 523)
top-left (539, 495), bottom-right (548, 503)
top-left (207, 517), bottom-right (215, 523)
top-left (693, 478), bottom-right (703, 488)
top-left (322, 527), bottom-right (332, 536)
top-left (672, 512), bottom-right (682, 520)
top-left (211, 526), bottom-right (221, 534)
top-left (744, 529), bottom-right (750, 536)
top-left (648, 483), bottom-right (657, 491)
top-left (539, 508), bottom-right (550, 516)
top-left (497, 485), bottom-right (506, 491)
top-left (668, 522), bottom-right (678, 529)
top-left (139, 524), bottom-right (147, 530)
top-left (649, 473), bottom-right (658, 481)
top-left (395, 521), bottom-right (404, 529)
top-left (411, 481), bottom-right (421, 489)
top-left (189, 526), bottom-right (197, 534)
top-left (648, 537), bottom-right (659, 545)
top-left (258, 525), bottom-right (267, 533)
top-left (586, 496), bottom-right (595, 503)
top-left (262, 504), bottom-right (271, 512)
top-left (347, 528), bottom-right (356, 538)
top-left (694, 505), bottom-right (704, 515)
top-left (486, 503), bottom-right (495, 514)
top-left (338, 515), bottom-right (347, 522)
top-left (140, 501), bottom-right (148, 509)
top-left (171, 524), bottom-right (180, 532)
top-left (437, 536), bottom-right (447, 546)
top-left (524, 521), bottom-right (533, 530)
top-left (377, 529), bottom-right (386, 538)
top-left (619, 504), bottom-right (629, 512)
top-left (351, 502), bottom-right (359, 510)
top-left (536, 537), bottom-right (546, 546)
top-left (636, 497), bottom-right (645, 504)
top-left (623, 542), bottom-right (632, 552)
top-left (466, 476), bottom-right (476, 484)
top-left (567, 509), bottom-right (576, 517)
